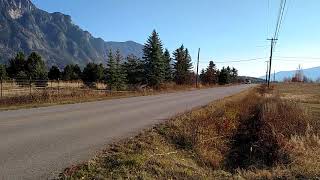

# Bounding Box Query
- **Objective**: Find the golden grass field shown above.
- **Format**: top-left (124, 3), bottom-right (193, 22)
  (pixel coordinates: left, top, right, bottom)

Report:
top-left (275, 83), bottom-right (320, 123)
top-left (60, 83), bottom-right (320, 179)
top-left (0, 82), bottom-right (220, 110)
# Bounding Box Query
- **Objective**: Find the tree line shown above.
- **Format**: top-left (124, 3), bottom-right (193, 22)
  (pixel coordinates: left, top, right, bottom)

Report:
top-left (0, 30), bottom-right (239, 89)
top-left (199, 61), bottom-right (238, 85)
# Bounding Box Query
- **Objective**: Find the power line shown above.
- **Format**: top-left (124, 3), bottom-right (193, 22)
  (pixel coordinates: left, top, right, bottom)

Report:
top-left (267, 0), bottom-right (288, 87)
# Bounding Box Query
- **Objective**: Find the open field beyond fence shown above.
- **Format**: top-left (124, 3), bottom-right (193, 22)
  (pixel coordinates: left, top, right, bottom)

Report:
top-left (0, 79), bottom-right (107, 98)
top-left (0, 80), bottom-right (219, 110)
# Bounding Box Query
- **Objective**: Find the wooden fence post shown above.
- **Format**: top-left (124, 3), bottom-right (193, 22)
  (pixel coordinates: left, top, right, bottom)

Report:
top-left (58, 78), bottom-right (60, 96)
top-left (29, 77), bottom-right (32, 96)
top-left (0, 77), bottom-right (3, 98)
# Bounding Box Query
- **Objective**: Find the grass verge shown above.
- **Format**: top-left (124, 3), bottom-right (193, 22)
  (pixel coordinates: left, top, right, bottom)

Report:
top-left (59, 83), bottom-right (320, 179)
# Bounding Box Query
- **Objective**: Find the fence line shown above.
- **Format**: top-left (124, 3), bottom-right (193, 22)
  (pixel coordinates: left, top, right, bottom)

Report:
top-left (0, 78), bottom-right (135, 98)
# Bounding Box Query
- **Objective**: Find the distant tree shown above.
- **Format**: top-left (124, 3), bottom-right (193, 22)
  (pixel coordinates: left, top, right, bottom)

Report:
top-left (62, 64), bottom-right (82, 81)
top-left (143, 30), bottom-right (165, 87)
top-left (7, 52), bottom-right (26, 78)
top-left (0, 64), bottom-right (7, 79)
top-left (218, 67), bottom-right (229, 85)
top-left (173, 45), bottom-right (193, 85)
top-left (72, 64), bottom-right (82, 80)
top-left (114, 50), bottom-right (127, 90)
top-left (199, 69), bottom-right (206, 83)
top-left (202, 61), bottom-right (218, 85)
top-left (123, 54), bottom-right (145, 85)
top-left (163, 49), bottom-right (173, 82)
top-left (82, 63), bottom-right (104, 84)
top-left (106, 50), bottom-right (116, 88)
top-left (48, 66), bottom-right (61, 80)
top-left (230, 67), bottom-right (238, 83)
top-left (106, 50), bottom-right (127, 91)
top-left (25, 52), bottom-right (48, 80)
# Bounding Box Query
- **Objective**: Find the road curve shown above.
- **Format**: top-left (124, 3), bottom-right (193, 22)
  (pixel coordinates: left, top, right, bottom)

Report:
top-left (0, 84), bottom-right (254, 179)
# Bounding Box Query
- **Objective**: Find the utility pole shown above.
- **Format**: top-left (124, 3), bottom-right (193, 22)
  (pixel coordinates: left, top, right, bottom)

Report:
top-left (274, 70), bottom-right (276, 82)
top-left (267, 38), bottom-right (277, 88)
top-left (265, 61), bottom-right (269, 84)
top-left (196, 48), bottom-right (200, 88)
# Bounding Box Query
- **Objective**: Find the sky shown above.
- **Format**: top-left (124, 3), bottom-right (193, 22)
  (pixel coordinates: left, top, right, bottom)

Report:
top-left (31, 0), bottom-right (320, 77)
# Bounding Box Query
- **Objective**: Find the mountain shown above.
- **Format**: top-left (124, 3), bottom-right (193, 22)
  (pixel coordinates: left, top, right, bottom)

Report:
top-left (259, 66), bottom-right (320, 82)
top-left (0, 0), bottom-right (143, 68)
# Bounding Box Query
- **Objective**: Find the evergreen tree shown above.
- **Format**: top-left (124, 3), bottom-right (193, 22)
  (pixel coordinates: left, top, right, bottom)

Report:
top-left (218, 67), bottom-right (230, 85)
top-left (106, 50), bottom-right (117, 89)
top-left (199, 69), bottom-right (206, 83)
top-left (106, 50), bottom-right (127, 90)
top-left (231, 67), bottom-right (238, 83)
top-left (163, 49), bottom-right (173, 82)
top-left (0, 64), bottom-right (7, 79)
top-left (48, 66), bottom-right (61, 80)
top-left (7, 52), bottom-right (26, 78)
top-left (114, 50), bottom-right (127, 90)
top-left (203, 61), bottom-right (218, 84)
top-left (82, 63), bottom-right (104, 83)
top-left (62, 64), bottom-right (82, 81)
top-left (143, 30), bottom-right (165, 87)
top-left (72, 64), bottom-right (82, 80)
top-left (123, 54), bottom-right (145, 85)
top-left (226, 66), bottom-right (232, 83)
top-left (173, 45), bottom-right (193, 85)
top-left (25, 52), bottom-right (48, 80)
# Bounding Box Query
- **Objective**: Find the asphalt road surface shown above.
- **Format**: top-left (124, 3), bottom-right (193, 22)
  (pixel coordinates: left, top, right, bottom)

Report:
top-left (0, 84), bottom-right (254, 179)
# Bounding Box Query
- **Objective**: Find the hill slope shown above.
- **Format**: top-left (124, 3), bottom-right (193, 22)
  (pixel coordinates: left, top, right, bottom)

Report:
top-left (0, 0), bottom-right (143, 68)
top-left (260, 66), bottom-right (320, 81)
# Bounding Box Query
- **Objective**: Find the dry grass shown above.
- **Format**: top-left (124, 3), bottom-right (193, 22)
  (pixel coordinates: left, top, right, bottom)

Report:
top-left (59, 83), bottom-right (320, 179)
top-left (0, 82), bottom-right (226, 111)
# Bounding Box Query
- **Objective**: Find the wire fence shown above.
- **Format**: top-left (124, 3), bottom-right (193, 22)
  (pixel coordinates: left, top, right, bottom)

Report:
top-left (0, 78), bottom-right (112, 98)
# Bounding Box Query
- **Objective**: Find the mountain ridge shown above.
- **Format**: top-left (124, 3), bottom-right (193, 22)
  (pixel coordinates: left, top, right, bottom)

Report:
top-left (259, 66), bottom-right (320, 81)
top-left (0, 0), bottom-right (143, 68)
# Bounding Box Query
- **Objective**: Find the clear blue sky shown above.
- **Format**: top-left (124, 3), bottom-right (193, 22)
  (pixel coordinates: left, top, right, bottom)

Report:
top-left (31, 0), bottom-right (320, 77)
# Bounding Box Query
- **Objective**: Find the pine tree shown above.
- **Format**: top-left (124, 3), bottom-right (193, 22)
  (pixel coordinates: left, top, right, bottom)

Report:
top-left (48, 66), bottom-right (61, 80)
top-left (218, 67), bottom-right (229, 85)
top-left (0, 64), bottom-right (7, 79)
top-left (199, 69), bottom-right (206, 83)
top-left (25, 52), bottom-right (48, 80)
top-left (7, 52), bottom-right (26, 78)
top-left (231, 67), bottom-right (238, 83)
top-left (82, 63), bottom-right (104, 83)
top-left (114, 50), bottom-right (127, 90)
top-left (143, 30), bottom-right (165, 87)
top-left (203, 61), bottom-right (218, 84)
top-left (123, 54), bottom-right (145, 85)
top-left (106, 50), bottom-right (127, 91)
top-left (62, 64), bottom-right (82, 81)
top-left (173, 45), bottom-right (193, 85)
top-left (106, 50), bottom-right (117, 90)
top-left (163, 49), bottom-right (173, 82)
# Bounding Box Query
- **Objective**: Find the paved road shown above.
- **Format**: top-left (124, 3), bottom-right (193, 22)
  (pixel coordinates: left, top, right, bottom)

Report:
top-left (0, 84), bottom-right (254, 179)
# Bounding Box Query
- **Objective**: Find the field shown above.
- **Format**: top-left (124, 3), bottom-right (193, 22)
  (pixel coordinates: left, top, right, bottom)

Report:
top-left (59, 83), bottom-right (320, 179)
top-left (275, 83), bottom-right (320, 123)
top-left (0, 81), bottom-right (219, 110)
